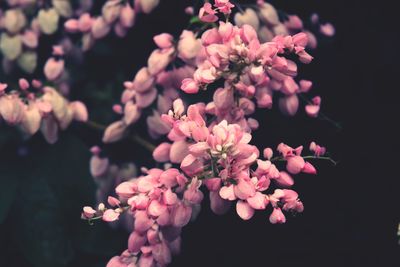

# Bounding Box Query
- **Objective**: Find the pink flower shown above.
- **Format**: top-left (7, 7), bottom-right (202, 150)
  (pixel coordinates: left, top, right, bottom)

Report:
top-left (177, 30), bottom-right (201, 61)
top-left (279, 94), bottom-right (299, 116)
top-left (269, 208), bottom-right (286, 224)
top-left (153, 142), bottom-right (172, 162)
top-left (214, 0), bottom-right (235, 14)
top-left (0, 95), bottom-right (25, 125)
top-left (154, 33), bottom-right (173, 49)
top-left (305, 96), bottom-right (321, 118)
top-left (309, 141), bottom-right (326, 157)
top-left (199, 3), bottom-right (218, 23)
top-left (103, 209), bottom-right (120, 222)
top-left (82, 206), bottom-right (96, 219)
top-left (320, 23), bottom-right (335, 37)
top-left (181, 78), bottom-right (199, 94)
top-left (236, 200), bottom-right (254, 220)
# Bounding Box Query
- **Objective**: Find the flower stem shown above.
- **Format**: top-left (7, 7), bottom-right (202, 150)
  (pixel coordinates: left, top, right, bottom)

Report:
top-left (270, 155), bottom-right (338, 166)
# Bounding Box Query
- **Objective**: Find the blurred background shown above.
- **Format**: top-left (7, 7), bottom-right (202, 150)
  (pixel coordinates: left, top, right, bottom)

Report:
top-left (0, 0), bottom-right (399, 266)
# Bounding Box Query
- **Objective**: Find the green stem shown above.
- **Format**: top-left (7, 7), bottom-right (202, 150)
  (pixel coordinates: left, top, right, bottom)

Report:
top-left (270, 155), bottom-right (338, 166)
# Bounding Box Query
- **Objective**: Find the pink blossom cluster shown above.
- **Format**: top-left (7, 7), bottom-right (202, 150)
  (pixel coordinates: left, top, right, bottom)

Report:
top-left (83, 100), bottom-right (326, 266)
top-left (80, 1), bottom-right (337, 265)
top-left (234, 1), bottom-right (335, 47)
top-left (64, 0), bottom-right (161, 51)
top-left (0, 0), bottom-right (161, 73)
top-left (0, 78), bottom-right (88, 143)
top-left (102, 29), bottom-right (203, 142)
top-left (103, 20), bottom-right (324, 144)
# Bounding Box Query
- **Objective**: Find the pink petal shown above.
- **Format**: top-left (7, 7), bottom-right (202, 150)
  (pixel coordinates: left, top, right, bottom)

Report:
top-left (236, 200), bottom-right (254, 220)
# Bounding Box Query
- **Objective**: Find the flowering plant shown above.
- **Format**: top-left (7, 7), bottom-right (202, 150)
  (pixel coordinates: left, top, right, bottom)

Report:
top-left (0, 1), bottom-right (338, 266)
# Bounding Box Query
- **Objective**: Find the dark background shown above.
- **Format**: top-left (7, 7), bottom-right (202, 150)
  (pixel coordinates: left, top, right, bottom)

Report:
top-left (1, 0), bottom-right (399, 266)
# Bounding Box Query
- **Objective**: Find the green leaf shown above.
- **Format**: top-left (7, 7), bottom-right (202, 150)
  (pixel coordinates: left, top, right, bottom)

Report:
top-left (189, 16), bottom-right (201, 25)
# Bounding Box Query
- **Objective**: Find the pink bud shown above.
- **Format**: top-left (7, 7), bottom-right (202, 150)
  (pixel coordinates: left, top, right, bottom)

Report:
top-left (112, 104), bottom-right (123, 114)
top-left (279, 94), bottom-right (299, 116)
top-left (204, 178), bottom-right (221, 191)
top-left (153, 33), bottom-right (173, 49)
top-left (102, 121), bottom-right (126, 143)
top-left (83, 206), bottom-right (96, 218)
top-left (64, 19), bottom-right (79, 33)
top-left (275, 171), bottom-right (294, 187)
top-left (299, 80), bottom-right (313, 93)
top-left (137, 0), bottom-right (160, 14)
top-left (102, 209), bottom-right (120, 222)
top-left (123, 101), bottom-right (140, 125)
top-left (136, 87), bottom-right (157, 108)
top-left (286, 156), bottom-right (305, 174)
top-left (70, 101), bottom-right (88, 122)
top-left (169, 140), bottom-right (189, 164)
top-left (163, 188), bottom-right (178, 205)
top-left (269, 208), bottom-right (286, 224)
top-left (153, 142), bottom-right (171, 162)
top-left (21, 30), bottom-right (38, 48)
top-left (320, 23), bottom-right (335, 37)
top-left (19, 79), bottom-right (30, 90)
top-left (185, 6), bottom-right (194, 15)
top-left (116, 181), bottom-right (136, 199)
top-left (234, 177), bottom-right (256, 200)
top-left (219, 185), bottom-right (236, 201)
top-left (108, 196), bottom-right (120, 207)
top-left (0, 95), bottom-right (25, 125)
top-left (302, 161), bottom-right (317, 174)
top-left (236, 200), bottom-right (254, 220)
top-left (128, 231), bottom-right (147, 253)
top-left (91, 17), bottom-right (111, 39)
top-left (247, 192), bottom-right (267, 210)
top-left (44, 58), bottom-right (64, 81)
top-left (263, 147), bottom-right (273, 159)
top-left (305, 98), bottom-right (320, 118)
top-left (147, 48), bottom-right (173, 75)
top-left (148, 200), bottom-right (167, 217)
top-left (120, 4), bottom-right (136, 28)
top-left (181, 78), bottom-right (199, 94)
top-left (78, 13), bottom-right (93, 32)
top-left (134, 211), bottom-right (154, 233)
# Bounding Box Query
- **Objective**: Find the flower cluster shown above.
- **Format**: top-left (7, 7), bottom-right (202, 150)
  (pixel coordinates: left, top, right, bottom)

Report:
top-left (64, 0), bottom-right (161, 51)
top-left (84, 101), bottom-right (326, 266)
top-left (0, 0), bottom-right (162, 73)
top-left (0, 0), bottom-right (338, 266)
top-left (0, 79), bottom-right (87, 143)
top-left (77, 1), bottom-right (339, 265)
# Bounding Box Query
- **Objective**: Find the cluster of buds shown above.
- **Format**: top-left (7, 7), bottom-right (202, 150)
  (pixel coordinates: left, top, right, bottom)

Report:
top-left (0, 79), bottom-right (87, 143)
top-left (78, 1), bottom-right (337, 266)
top-left (0, 0), bottom-right (162, 73)
top-left (64, 0), bottom-right (160, 51)
top-left (84, 102), bottom-right (327, 266)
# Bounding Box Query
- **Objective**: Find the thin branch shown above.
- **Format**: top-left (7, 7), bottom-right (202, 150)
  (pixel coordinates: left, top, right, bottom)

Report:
top-left (270, 155), bottom-right (338, 166)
